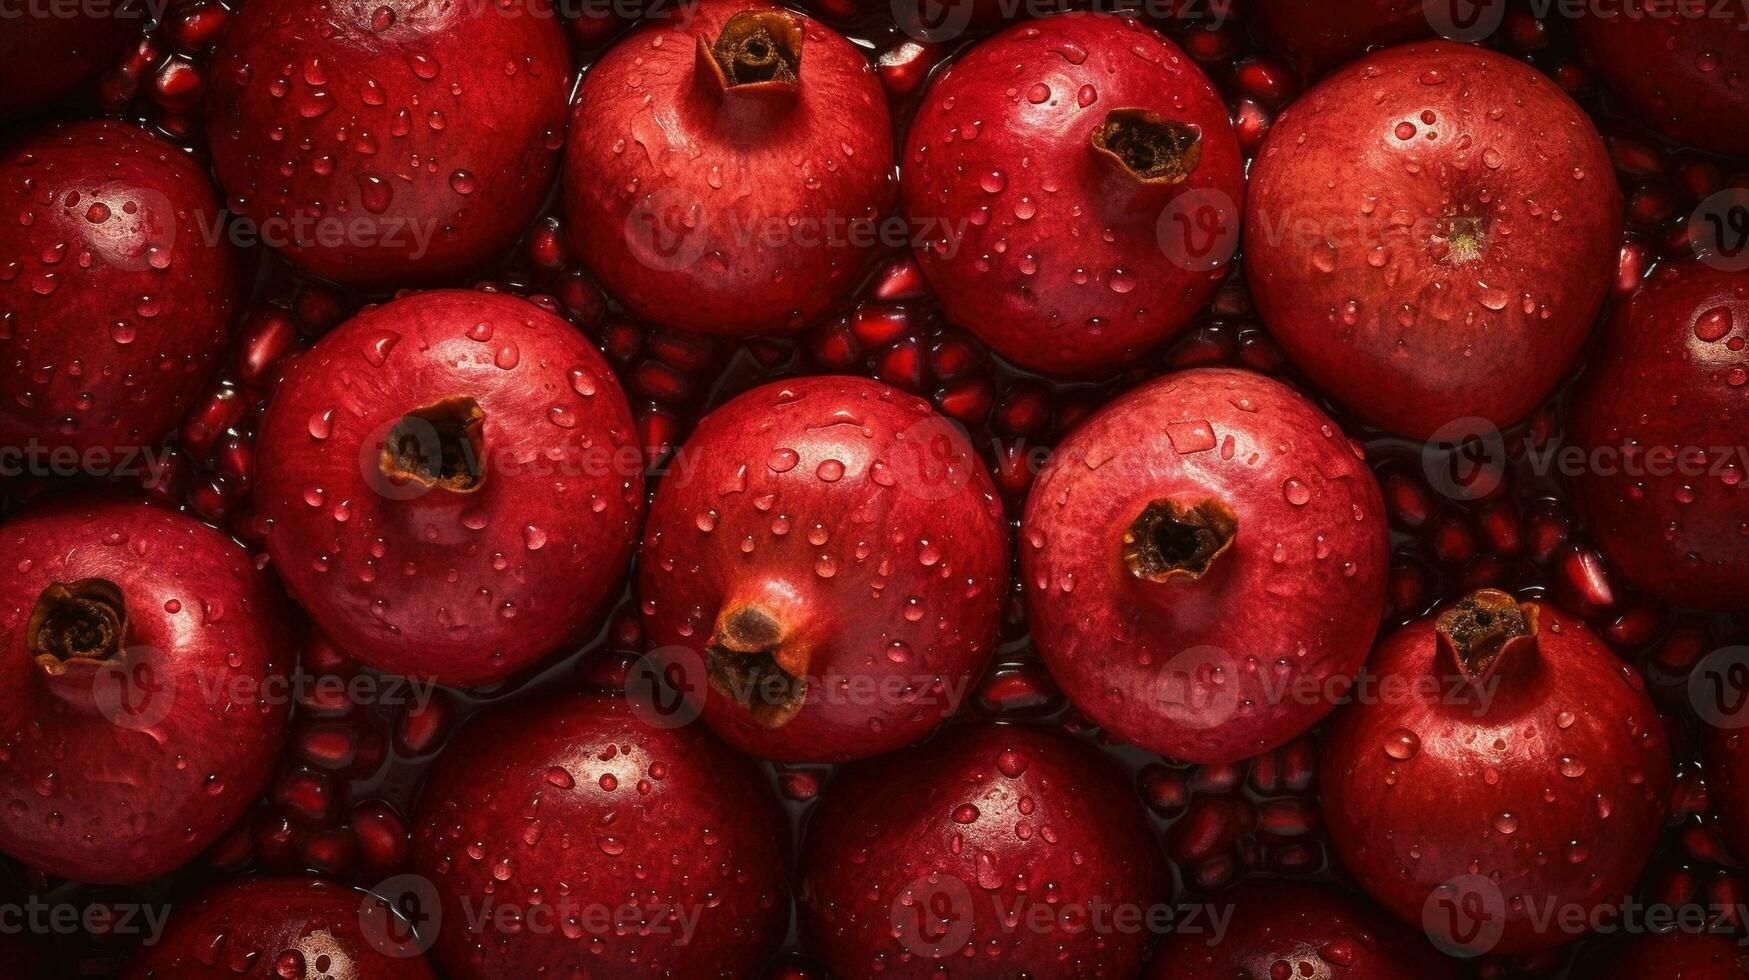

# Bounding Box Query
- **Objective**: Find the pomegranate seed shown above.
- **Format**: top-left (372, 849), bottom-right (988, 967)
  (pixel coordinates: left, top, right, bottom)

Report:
top-left (973, 662), bottom-right (1062, 717)
top-left (395, 690), bottom-right (457, 757)
top-left (352, 800), bottom-right (411, 877)
top-left (870, 257), bottom-right (927, 301)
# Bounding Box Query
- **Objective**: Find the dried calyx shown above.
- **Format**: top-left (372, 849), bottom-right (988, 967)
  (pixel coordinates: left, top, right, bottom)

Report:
top-left (1436, 589), bottom-right (1539, 689)
top-left (1123, 498), bottom-right (1238, 583)
top-left (1092, 108), bottom-right (1203, 184)
top-left (29, 579), bottom-right (128, 667)
top-left (702, 10), bottom-right (804, 92)
top-left (381, 396), bottom-right (488, 492)
top-left (707, 606), bottom-right (808, 728)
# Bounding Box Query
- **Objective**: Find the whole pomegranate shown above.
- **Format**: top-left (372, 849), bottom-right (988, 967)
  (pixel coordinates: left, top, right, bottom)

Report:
top-left (1021, 367), bottom-right (1389, 764)
top-left (1244, 41), bottom-right (1622, 438)
top-left (409, 694), bottom-right (789, 979)
top-left (121, 876), bottom-right (435, 978)
top-left (0, 5), bottom-right (141, 121)
top-left (1147, 880), bottom-right (1460, 979)
top-left (253, 289), bottom-right (643, 688)
top-left (0, 496), bottom-right (292, 884)
top-left (1583, 929), bottom-right (1749, 979)
top-left (1321, 589), bottom-right (1672, 955)
top-left (639, 376), bottom-right (1008, 762)
top-left (1574, 2), bottom-right (1749, 156)
top-left (205, 0), bottom-right (571, 286)
top-left (901, 12), bottom-right (1246, 376)
top-left (1568, 261), bottom-right (1748, 612)
top-left (1250, 0), bottom-right (1433, 78)
top-left (562, 0), bottom-right (894, 337)
top-left (799, 722), bottom-right (1166, 978)
top-left (0, 120), bottom-right (240, 458)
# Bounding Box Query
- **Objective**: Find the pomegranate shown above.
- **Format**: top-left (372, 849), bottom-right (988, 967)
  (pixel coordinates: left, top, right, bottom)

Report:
top-left (1147, 880), bottom-right (1460, 979)
top-left (562, 0), bottom-right (895, 336)
top-left (205, 0), bottom-right (571, 286)
top-left (901, 12), bottom-right (1246, 376)
top-left (0, 120), bottom-right (240, 458)
top-left (1321, 589), bottom-right (1672, 955)
top-left (1574, 2), bottom-right (1749, 156)
top-left (120, 876), bottom-right (435, 978)
top-left (1021, 367), bottom-right (1389, 764)
top-left (1583, 928), bottom-right (1749, 979)
top-left (799, 722), bottom-right (1165, 977)
top-left (1568, 261), bottom-right (1748, 612)
top-left (1706, 723), bottom-right (1749, 864)
top-left (1249, 0), bottom-right (1433, 78)
top-left (1244, 41), bottom-right (1622, 438)
top-left (0, 496), bottom-right (292, 884)
top-left (409, 693), bottom-right (789, 979)
top-left (253, 289), bottom-right (643, 688)
top-left (638, 375), bottom-right (1009, 762)
top-left (0, 5), bottom-right (141, 120)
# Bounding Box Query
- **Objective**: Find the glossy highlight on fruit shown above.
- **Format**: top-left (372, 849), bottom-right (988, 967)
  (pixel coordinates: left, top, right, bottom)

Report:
top-left (1244, 41), bottom-right (1622, 438)
top-left (1022, 367), bottom-right (1389, 764)
top-left (1574, 2), bottom-right (1749, 156)
top-left (409, 693), bottom-right (788, 979)
top-left (639, 375), bottom-right (1009, 762)
top-left (800, 722), bottom-right (1165, 978)
top-left (120, 876), bottom-right (435, 979)
top-left (1147, 880), bottom-right (1461, 979)
top-left (1321, 590), bottom-right (1671, 954)
top-left (563, 0), bottom-right (895, 336)
top-left (0, 120), bottom-right (240, 457)
top-left (902, 12), bottom-right (1246, 376)
top-left (0, 496), bottom-right (292, 884)
top-left (1569, 261), bottom-right (1748, 612)
top-left (205, 0), bottom-right (572, 286)
top-left (253, 289), bottom-right (643, 687)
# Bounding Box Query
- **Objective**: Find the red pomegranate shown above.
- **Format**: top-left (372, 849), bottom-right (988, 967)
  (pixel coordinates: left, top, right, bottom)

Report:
top-left (799, 722), bottom-right (1166, 978)
top-left (562, 0), bottom-right (895, 337)
top-left (1321, 590), bottom-right (1672, 955)
top-left (638, 376), bottom-right (1009, 762)
top-left (1250, 0), bottom-right (1433, 78)
top-left (1244, 41), bottom-right (1622, 438)
top-left (120, 876), bottom-right (434, 978)
top-left (0, 5), bottom-right (142, 120)
top-left (1706, 722), bottom-right (1749, 863)
top-left (1574, 2), bottom-right (1749, 156)
top-left (0, 496), bottom-right (292, 884)
top-left (253, 289), bottom-right (643, 688)
top-left (1585, 928), bottom-right (1749, 979)
top-left (1021, 367), bottom-right (1389, 764)
top-left (0, 120), bottom-right (240, 458)
top-left (409, 694), bottom-right (789, 979)
top-left (901, 12), bottom-right (1246, 376)
top-left (1568, 261), bottom-right (1748, 612)
top-left (1147, 880), bottom-right (1460, 979)
top-left (205, 0), bottom-right (571, 286)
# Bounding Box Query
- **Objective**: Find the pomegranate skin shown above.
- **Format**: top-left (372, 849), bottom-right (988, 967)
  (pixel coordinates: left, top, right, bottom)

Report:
top-left (562, 0), bottom-right (895, 337)
top-left (1250, 0), bottom-right (1432, 78)
top-left (901, 13), bottom-right (1246, 376)
top-left (1147, 881), bottom-right (1460, 979)
top-left (1321, 592), bottom-right (1672, 955)
top-left (409, 694), bottom-right (789, 979)
top-left (1244, 41), bottom-right (1622, 439)
top-left (205, 0), bottom-right (571, 286)
top-left (1586, 929), bottom-right (1749, 979)
top-left (120, 876), bottom-right (436, 979)
top-left (1021, 367), bottom-right (1389, 764)
top-left (638, 376), bottom-right (1009, 762)
top-left (1568, 261), bottom-right (1749, 612)
top-left (253, 290), bottom-right (643, 688)
top-left (0, 496), bottom-right (292, 885)
top-left (0, 6), bottom-right (141, 120)
top-left (1574, 3), bottom-right (1749, 156)
top-left (0, 120), bottom-right (240, 457)
top-left (799, 723), bottom-right (1166, 978)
